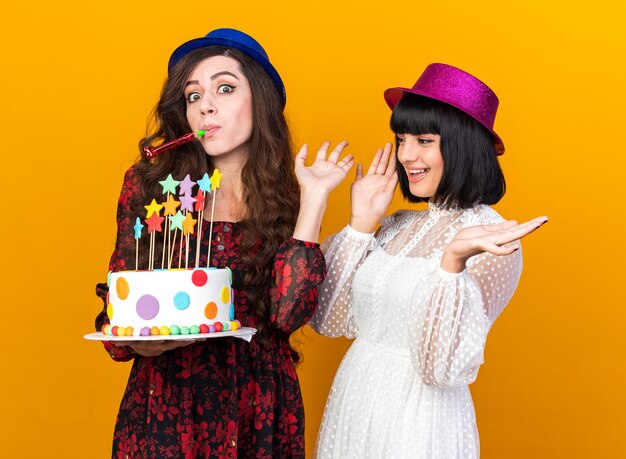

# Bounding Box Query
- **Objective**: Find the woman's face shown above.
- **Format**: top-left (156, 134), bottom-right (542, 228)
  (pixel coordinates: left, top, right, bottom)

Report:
top-left (185, 55), bottom-right (253, 162)
top-left (396, 133), bottom-right (444, 199)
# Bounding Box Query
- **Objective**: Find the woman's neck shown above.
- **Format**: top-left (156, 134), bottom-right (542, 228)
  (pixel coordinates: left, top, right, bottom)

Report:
top-left (205, 157), bottom-right (246, 222)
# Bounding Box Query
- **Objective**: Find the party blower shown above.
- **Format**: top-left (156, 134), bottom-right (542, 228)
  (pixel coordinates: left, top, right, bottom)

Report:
top-left (143, 130), bottom-right (206, 159)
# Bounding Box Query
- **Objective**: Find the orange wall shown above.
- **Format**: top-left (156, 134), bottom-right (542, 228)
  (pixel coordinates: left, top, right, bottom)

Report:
top-left (2, 1), bottom-right (625, 457)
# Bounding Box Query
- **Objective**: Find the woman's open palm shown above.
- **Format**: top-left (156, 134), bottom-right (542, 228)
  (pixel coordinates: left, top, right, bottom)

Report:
top-left (350, 143), bottom-right (398, 231)
top-left (295, 141), bottom-right (354, 198)
top-left (441, 216), bottom-right (548, 272)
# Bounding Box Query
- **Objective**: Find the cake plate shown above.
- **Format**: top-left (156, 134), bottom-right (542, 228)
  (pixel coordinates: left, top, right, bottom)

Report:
top-left (84, 327), bottom-right (257, 343)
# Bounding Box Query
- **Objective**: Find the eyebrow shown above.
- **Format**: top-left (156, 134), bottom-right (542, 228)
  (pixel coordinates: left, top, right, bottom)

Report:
top-left (184, 71), bottom-right (240, 88)
top-left (210, 71), bottom-right (239, 81)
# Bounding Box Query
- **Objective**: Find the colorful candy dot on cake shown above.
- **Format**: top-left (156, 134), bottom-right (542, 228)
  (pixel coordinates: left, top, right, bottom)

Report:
top-left (229, 304), bottom-right (235, 321)
top-left (107, 271), bottom-right (112, 287)
top-left (150, 326), bottom-right (160, 336)
top-left (170, 325), bottom-right (181, 335)
top-left (220, 286), bottom-right (230, 304)
top-left (106, 291), bottom-right (110, 305)
top-left (192, 269), bottom-right (208, 286)
top-left (180, 326), bottom-right (190, 335)
top-left (208, 324), bottom-right (216, 333)
top-left (116, 277), bottom-right (130, 300)
top-left (140, 327), bottom-right (151, 336)
top-left (107, 304), bottom-right (114, 320)
top-left (222, 321), bottom-right (230, 331)
top-left (137, 295), bottom-right (160, 320)
top-left (111, 326), bottom-right (119, 336)
top-left (173, 292), bottom-right (190, 310)
top-left (117, 326), bottom-right (127, 336)
top-left (103, 325), bottom-right (112, 335)
top-left (214, 322), bottom-right (223, 332)
top-left (226, 267), bottom-right (232, 284)
top-left (125, 327), bottom-right (134, 336)
top-left (159, 326), bottom-right (171, 336)
top-left (230, 320), bottom-right (240, 331)
top-left (190, 325), bottom-right (200, 334)
top-left (204, 302), bottom-right (217, 320)
top-left (199, 324), bottom-right (209, 334)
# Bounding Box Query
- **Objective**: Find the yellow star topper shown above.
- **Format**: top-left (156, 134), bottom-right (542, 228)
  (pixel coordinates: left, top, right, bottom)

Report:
top-left (182, 212), bottom-right (198, 236)
top-left (210, 168), bottom-right (223, 190)
top-left (144, 199), bottom-right (164, 218)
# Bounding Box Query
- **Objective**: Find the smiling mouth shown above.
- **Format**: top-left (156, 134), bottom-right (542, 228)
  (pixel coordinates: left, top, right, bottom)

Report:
top-left (406, 168), bottom-right (430, 182)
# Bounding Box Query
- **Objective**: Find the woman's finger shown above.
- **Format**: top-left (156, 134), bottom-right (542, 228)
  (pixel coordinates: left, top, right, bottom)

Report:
top-left (384, 147), bottom-right (396, 176)
top-left (315, 141), bottom-right (332, 161)
top-left (480, 220), bottom-right (518, 233)
top-left (375, 148), bottom-right (390, 174)
top-left (295, 144), bottom-right (308, 167)
top-left (367, 148), bottom-right (383, 176)
top-left (340, 159), bottom-right (355, 173)
top-left (485, 242), bottom-right (520, 256)
top-left (355, 163), bottom-right (363, 181)
top-left (337, 154), bottom-right (354, 167)
top-left (493, 221), bottom-right (545, 246)
top-left (327, 141), bottom-right (349, 163)
top-left (528, 216), bottom-right (549, 226)
top-left (342, 160), bottom-right (355, 173)
top-left (505, 217), bottom-right (548, 239)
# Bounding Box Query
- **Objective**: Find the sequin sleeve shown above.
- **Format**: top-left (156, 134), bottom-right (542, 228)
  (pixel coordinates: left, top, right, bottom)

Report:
top-left (268, 238), bottom-right (326, 333)
top-left (94, 167), bottom-right (138, 362)
top-left (408, 248), bottom-right (523, 388)
top-left (309, 226), bottom-right (378, 338)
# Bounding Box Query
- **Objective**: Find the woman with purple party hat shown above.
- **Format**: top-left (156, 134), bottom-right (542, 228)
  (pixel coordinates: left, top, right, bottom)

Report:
top-left (310, 64), bottom-right (547, 458)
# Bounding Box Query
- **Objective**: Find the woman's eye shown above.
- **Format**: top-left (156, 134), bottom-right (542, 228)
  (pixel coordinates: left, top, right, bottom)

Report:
top-left (418, 138), bottom-right (434, 145)
top-left (187, 92), bottom-right (201, 103)
top-left (396, 136), bottom-right (405, 144)
top-left (217, 84), bottom-right (235, 94)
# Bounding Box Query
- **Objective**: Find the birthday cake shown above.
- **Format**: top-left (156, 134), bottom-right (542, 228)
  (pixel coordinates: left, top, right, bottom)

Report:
top-left (103, 267), bottom-right (238, 337)
top-left (99, 166), bottom-right (242, 338)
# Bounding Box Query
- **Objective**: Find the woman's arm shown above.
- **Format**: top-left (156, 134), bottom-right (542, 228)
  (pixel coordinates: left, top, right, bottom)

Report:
top-left (409, 249), bottom-right (522, 388)
top-left (266, 142), bottom-right (354, 333)
top-left (94, 167), bottom-right (139, 362)
top-left (410, 216), bottom-right (547, 388)
top-left (309, 144), bottom-right (399, 338)
top-left (96, 167), bottom-right (194, 358)
top-left (292, 141), bottom-right (354, 243)
top-left (268, 238), bottom-right (326, 333)
top-left (308, 226), bottom-right (376, 338)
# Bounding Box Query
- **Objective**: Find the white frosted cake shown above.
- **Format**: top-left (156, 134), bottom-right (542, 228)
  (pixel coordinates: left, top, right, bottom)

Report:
top-left (102, 267), bottom-right (239, 337)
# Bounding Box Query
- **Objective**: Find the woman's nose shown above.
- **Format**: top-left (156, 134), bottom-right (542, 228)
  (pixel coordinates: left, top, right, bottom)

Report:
top-left (200, 94), bottom-right (217, 115)
top-left (397, 139), bottom-right (418, 163)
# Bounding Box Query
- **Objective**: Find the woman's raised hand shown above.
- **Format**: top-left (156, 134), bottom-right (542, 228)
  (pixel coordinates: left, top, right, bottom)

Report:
top-left (441, 216), bottom-right (549, 273)
top-left (295, 141), bottom-right (354, 199)
top-left (349, 142), bottom-right (398, 233)
top-left (292, 141), bottom-right (354, 243)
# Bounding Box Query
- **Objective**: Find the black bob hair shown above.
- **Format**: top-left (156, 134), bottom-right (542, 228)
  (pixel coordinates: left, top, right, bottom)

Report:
top-left (391, 93), bottom-right (505, 208)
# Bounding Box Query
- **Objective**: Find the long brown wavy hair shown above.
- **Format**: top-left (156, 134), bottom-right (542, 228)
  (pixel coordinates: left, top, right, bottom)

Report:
top-left (129, 46), bottom-right (301, 360)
